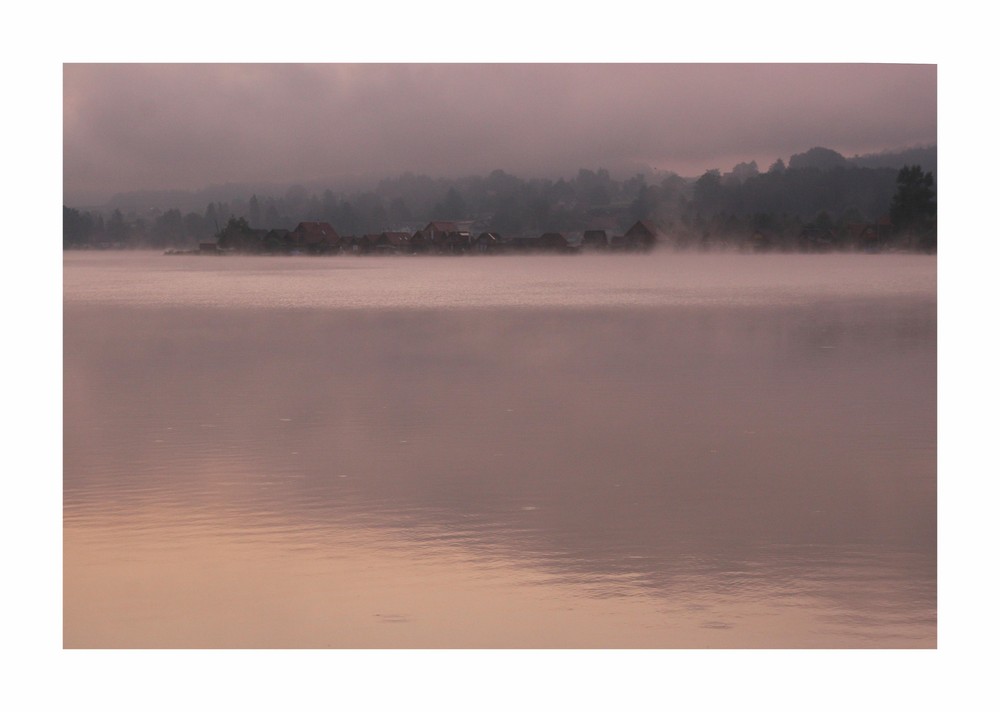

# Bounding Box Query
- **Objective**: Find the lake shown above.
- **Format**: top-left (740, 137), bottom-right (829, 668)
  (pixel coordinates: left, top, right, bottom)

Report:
top-left (63, 251), bottom-right (936, 648)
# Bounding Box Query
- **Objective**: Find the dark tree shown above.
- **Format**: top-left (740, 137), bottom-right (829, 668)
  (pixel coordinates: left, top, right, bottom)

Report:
top-left (630, 185), bottom-right (660, 222)
top-left (183, 211), bottom-right (211, 240)
top-left (725, 161), bottom-right (759, 185)
top-left (284, 184), bottom-right (309, 214)
top-left (63, 206), bottom-right (95, 247)
top-left (151, 208), bottom-right (185, 247)
top-left (321, 190), bottom-right (338, 223)
top-left (205, 203), bottom-right (220, 233)
top-left (248, 194), bottom-right (261, 227)
top-left (106, 209), bottom-right (129, 244)
top-left (694, 170), bottom-right (723, 213)
top-left (337, 201), bottom-right (359, 235)
top-left (889, 165), bottom-right (936, 236)
top-left (216, 216), bottom-right (254, 250)
top-left (814, 210), bottom-right (833, 229)
top-left (388, 197), bottom-right (412, 226)
top-left (264, 202), bottom-right (280, 228)
top-left (441, 188), bottom-right (467, 219)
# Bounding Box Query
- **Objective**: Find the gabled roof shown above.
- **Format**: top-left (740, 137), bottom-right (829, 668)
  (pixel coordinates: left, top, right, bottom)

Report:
top-left (539, 232), bottom-right (568, 245)
top-left (425, 221), bottom-right (458, 233)
top-left (625, 220), bottom-right (659, 237)
top-left (291, 221), bottom-right (340, 243)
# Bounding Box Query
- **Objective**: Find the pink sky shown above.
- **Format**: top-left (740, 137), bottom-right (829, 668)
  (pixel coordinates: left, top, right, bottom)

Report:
top-left (63, 64), bottom-right (936, 205)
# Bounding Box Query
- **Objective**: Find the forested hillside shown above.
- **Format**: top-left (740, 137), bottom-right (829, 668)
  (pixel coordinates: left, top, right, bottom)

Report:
top-left (63, 146), bottom-right (936, 251)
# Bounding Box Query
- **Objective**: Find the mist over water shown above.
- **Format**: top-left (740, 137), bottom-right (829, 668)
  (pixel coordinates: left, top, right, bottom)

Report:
top-left (63, 252), bottom-right (936, 647)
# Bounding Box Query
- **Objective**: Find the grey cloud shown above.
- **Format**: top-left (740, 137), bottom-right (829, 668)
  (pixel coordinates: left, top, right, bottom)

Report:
top-left (63, 63), bottom-right (936, 205)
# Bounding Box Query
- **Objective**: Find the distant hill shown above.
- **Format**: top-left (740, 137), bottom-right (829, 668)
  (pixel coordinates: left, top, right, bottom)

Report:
top-left (788, 147), bottom-right (850, 170)
top-left (105, 182), bottom-right (293, 214)
top-left (786, 145), bottom-right (937, 176)
top-left (103, 175), bottom-right (406, 214)
top-left (847, 146), bottom-right (937, 176)
top-left (93, 144), bottom-right (938, 215)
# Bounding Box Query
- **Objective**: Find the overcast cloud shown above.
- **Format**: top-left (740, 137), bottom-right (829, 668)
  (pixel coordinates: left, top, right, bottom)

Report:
top-left (63, 63), bottom-right (936, 205)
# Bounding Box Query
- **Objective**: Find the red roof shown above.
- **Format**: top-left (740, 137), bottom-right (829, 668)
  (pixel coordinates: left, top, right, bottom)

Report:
top-left (425, 221), bottom-right (458, 233)
top-left (291, 222), bottom-right (340, 244)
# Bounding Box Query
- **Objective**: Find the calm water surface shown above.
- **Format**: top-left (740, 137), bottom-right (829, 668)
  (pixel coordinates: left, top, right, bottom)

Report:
top-left (63, 252), bottom-right (936, 647)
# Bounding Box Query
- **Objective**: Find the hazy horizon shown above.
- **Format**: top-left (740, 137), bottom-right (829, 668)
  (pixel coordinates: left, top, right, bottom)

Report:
top-left (63, 64), bottom-right (936, 206)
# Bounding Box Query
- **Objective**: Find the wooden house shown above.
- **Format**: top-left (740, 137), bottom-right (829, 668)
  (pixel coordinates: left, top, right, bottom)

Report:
top-left (474, 232), bottom-right (503, 254)
top-left (288, 222), bottom-right (340, 254)
top-left (623, 220), bottom-right (659, 251)
top-left (439, 230), bottom-right (472, 254)
top-left (409, 229), bottom-right (431, 254)
top-left (421, 221), bottom-right (476, 253)
top-left (422, 221), bottom-right (458, 248)
top-left (263, 228), bottom-right (290, 253)
top-left (538, 232), bottom-right (569, 251)
top-left (338, 235), bottom-right (358, 253)
top-left (848, 217), bottom-right (893, 252)
top-left (377, 231), bottom-right (412, 254)
top-left (355, 234), bottom-right (380, 254)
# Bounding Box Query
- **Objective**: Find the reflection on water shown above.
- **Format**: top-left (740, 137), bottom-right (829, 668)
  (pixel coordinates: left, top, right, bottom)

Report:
top-left (63, 253), bottom-right (936, 647)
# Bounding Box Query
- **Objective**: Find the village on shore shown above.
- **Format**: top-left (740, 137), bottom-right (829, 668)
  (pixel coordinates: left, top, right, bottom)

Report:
top-left (169, 219), bottom-right (661, 256)
top-left (167, 217), bottom-right (899, 257)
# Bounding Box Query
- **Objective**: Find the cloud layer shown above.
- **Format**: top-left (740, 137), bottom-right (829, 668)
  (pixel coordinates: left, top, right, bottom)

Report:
top-left (64, 64), bottom-right (936, 204)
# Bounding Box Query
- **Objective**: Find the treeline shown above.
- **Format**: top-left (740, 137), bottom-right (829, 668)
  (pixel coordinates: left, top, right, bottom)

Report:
top-left (63, 146), bottom-right (936, 251)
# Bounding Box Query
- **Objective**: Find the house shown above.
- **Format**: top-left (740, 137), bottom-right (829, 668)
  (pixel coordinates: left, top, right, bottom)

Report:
top-left (377, 231), bottom-right (411, 254)
top-left (538, 232), bottom-right (570, 251)
top-left (622, 220), bottom-right (659, 251)
top-left (421, 221), bottom-right (476, 253)
top-left (199, 239), bottom-right (220, 255)
top-left (355, 234), bottom-right (380, 254)
top-left (422, 221), bottom-right (458, 247)
top-left (474, 232), bottom-right (503, 254)
top-left (848, 217), bottom-right (893, 252)
top-left (288, 222), bottom-right (340, 254)
top-left (409, 229), bottom-right (431, 254)
top-left (338, 235), bottom-right (358, 253)
top-left (439, 230), bottom-right (472, 254)
top-left (217, 222), bottom-right (267, 253)
top-left (263, 228), bottom-right (290, 253)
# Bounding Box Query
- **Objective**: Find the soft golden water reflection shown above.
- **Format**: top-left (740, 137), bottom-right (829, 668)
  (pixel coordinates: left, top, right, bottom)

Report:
top-left (64, 253), bottom-right (936, 647)
top-left (64, 511), bottom-right (929, 648)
